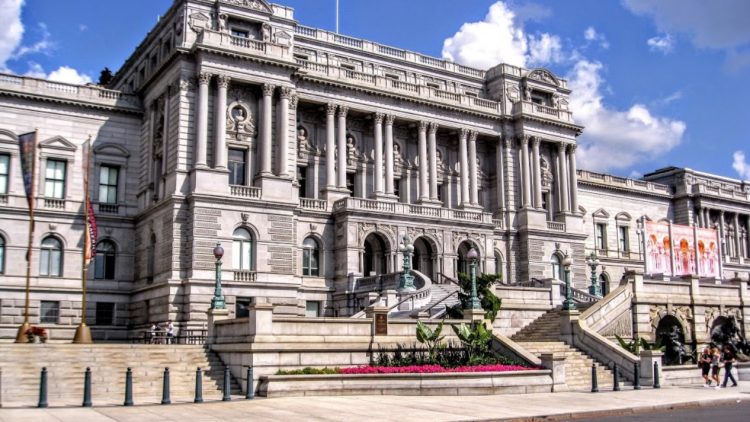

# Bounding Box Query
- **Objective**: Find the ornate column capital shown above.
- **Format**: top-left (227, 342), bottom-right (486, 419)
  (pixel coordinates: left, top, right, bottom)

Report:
top-left (459, 127), bottom-right (470, 139)
top-left (428, 122), bottom-right (439, 135)
top-left (337, 105), bottom-right (349, 118)
top-left (385, 114), bottom-right (395, 125)
top-left (216, 74), bottom-right (230, 88)
top-left (519, 134), bottom-right (530, 145)
top-left (279, 86), bottom-right (293, 100)
top-left (326, 103), bottom-right (337, 115)
top-left (418, 121), bottom-right (429, 133)
top-left (374, 112), bottom-right (385, 125)
top-left (469, 131), bottom-right (478, 142)
top-left (531, 136), bottom-right (541, 147)
top-left (261, 83), bottom-right (275, 97)
top-left (198, 72), bottom-right (213, 85)
top-left (289, 93), bottom-right (298, 110)
top-left (568, 143), bottom-right (577, 153)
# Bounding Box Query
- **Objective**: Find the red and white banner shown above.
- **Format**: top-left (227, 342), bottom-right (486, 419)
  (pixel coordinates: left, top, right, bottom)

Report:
top-left (671, 225), bottom-right (695, 276)
top-left (645, 221), bottom-right (672, 276)
top-left (695, 227), bottom-right (721, 278)
top-left (644, 220), bottom-right (721, 278)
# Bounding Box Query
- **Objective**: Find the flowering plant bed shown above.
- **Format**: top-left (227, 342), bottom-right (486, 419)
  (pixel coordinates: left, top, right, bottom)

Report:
top-left (25, 326), bottom-right (48, 343)
top-left (340, 363), bottom-right (535, 374)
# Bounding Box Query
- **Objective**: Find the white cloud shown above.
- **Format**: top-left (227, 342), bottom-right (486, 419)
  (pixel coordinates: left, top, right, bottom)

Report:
top-left (733, 151), bottom-right (750, 181)
top-left (23, 61), bottom-right (45, 78)
top-left (623, 0), bottom-right (750, 50)
top-left (656, 90), bottom-right (682, 106)
top-left (79, 24), bottom-right (88, 32)
top-left (441, 1), bottom-right (562, 69)
top-left (583, 26), bottom-right (610, 49)
top-left (47, 66), bottom-right (92, 84)
top-left (12, 22), bottom-right (53, 59)
top-left (646, 33), bottom-right (673, 53)
top-left (569, 60), bottom-right (686, 172)
top-left (0, 0), bottom-right (24, 71)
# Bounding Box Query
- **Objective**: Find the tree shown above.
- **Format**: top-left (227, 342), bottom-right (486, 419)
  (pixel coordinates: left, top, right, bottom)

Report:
top-left (446, 272), bottom-right (502, 321)
top-left (98, 67), bottom-right (113, 86)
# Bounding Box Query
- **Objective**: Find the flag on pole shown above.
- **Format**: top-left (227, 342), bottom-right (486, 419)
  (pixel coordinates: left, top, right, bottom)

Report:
top-left (82, 138), bottom-right (97, 266)
top-left (18, 131), bottom-right (37, 218)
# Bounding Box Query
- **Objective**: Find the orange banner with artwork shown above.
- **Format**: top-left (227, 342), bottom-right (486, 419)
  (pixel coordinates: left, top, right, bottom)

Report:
top-left (695, 227), bottom-right (720, 278)
top-left (644, 220), bottom-right (721, 278)
top-left (645, 221), bottom-right (672, 276)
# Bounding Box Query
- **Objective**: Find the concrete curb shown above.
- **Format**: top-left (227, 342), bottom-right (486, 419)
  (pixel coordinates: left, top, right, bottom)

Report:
top-left (490, 397), bottom-right (746, 421)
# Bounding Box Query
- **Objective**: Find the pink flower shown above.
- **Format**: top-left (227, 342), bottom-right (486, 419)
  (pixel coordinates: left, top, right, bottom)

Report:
top-left (339, 364), bottom-right (537, 375)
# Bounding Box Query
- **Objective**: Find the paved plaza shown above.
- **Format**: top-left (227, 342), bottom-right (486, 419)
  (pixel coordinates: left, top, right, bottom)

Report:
top-left (1, 383), bottom-right (747, 421)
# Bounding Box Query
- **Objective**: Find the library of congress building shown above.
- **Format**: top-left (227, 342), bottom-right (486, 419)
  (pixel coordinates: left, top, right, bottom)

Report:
top-left (0, 0), bottom-right (748, 340)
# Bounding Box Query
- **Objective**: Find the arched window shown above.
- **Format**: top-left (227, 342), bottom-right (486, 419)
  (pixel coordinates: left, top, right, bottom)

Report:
top-left (302, 237), bottom-right (320, 276)
top-left (0, 235), bottom-right (5, 274)
top-left (40, 236), bottom-right (63, 277)
top-left (550, 254), bottom-right (563, 280)
top-left (233, 228), bottom-right (254, 271)
top-left (95, 240), bottom-right (116, 280)
top-left (494, 252), bottom-right (503, 280)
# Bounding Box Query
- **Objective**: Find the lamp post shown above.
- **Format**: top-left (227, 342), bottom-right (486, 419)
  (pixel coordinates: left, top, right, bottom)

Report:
top-left (562, 252), bottom-right (576, 311)
top-left (586, 252), bottom-right (601, 297)
top-left (210, 243), bottom-right (226, 310)
top-left (398, 234), bottom-right (415, 291)
top-left (467, 247), bottom-right (482, 310)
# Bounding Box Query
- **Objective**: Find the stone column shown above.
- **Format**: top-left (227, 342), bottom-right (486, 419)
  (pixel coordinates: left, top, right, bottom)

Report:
top-left (532, 137), bottom-right (542, 209)
top-left (746, 215), bottom-right (750, 258)
top-left (495, 137), bottom-right (505, 211)
top-left (520, 135), bottom-right (531, 208)
top-left (468, 131), bottom-right (479, 206)
top-left (277, 87), bottom-right (292, 177)
top-left (417, 121), bottom-right (429, 202)
top-left (384, 115), bottom-right (395, 196)
top-left (195, 72), bottom-right (211, 168)
top-left (558, 143), bottom-right (569, 212)
top-left (373, 113), bottom-right (384, 195)
top-left (213, 75), bottom-right (229, 169)
top-left (568, 144), bottom-right (579, 214)
top-left (734, 213), bottom-right (741, 258)
top-left (428, 123), bottom-right (439, 202)
top-left (719, 211), bottom-right (726, 260)
top-left (325, 104), bottom-right (337, 188)
top-left (337, 106), bottom-right (348, 189)
top-left (259, 83), bottom-right (275, 176)
top-left (459, 128), bottom-right (469, 207)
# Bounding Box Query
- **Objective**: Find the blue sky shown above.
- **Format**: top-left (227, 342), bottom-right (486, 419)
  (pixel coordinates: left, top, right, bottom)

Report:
top-left (1, 0), bottom-right (749, 181)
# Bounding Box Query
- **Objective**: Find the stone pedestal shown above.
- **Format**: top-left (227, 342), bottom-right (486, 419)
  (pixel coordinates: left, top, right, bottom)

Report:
top-left (639, 350), bottom-right (664, 386)
top-left (540, 353), bottom-right (568, 392)
top-left (192, 168), bottom-right (229, 194)
top-left (257, 175), bottom-right (294, 203)
top-left (248, 303), bottom-right (274, 336)
top-left (206, 308), bottom-right (229, 344)
top-left (559, 309), bottom-right (580, 345)
top-left (322, 187), bottom-right (350, 203)
top-left (463, 308), bottom-right (485, 322)
top-left (544, 278), bottom-right (565, 306)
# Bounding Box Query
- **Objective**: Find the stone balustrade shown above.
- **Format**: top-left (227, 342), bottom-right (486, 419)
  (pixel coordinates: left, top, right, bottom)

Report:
top-left (198, 29), bottom-right (291, 61)
top-left (692, 183), bottom-right (750, 201)
top-left (577, 169), bottom-right (672, 196)
top-left (298, 198), bottom-right (328, 211)
top-left (229, 185), bottom-right (261, 199)
top-left (546, 221), bottom-right (565, 232)
top-left (332, 197), bottom-right (493, 224)
top-left (511, 101), bottom-right (574, 123)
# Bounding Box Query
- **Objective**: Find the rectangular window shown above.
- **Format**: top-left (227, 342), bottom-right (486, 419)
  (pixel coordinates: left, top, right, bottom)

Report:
top-left (595, 223), bottom-right (607, 250)
top-left (95, 302), bottom-right (115, 326)
top-left (0, 154), bottom-right (9, 195)
top-left (228, 149), bottom-right (246, 186)
top-left (437, 184), bottom-right (443, 202)
top-left (40, 301), bottom-right (60, 324)
top-left (236, 297), bottom-right (252, 318)
top-left (618, 226), bottom-right (630, 253)
top-left (99, 165), bottom-right (119, 204)
top-left (44, 159), bottom-right (66, 199)
top-left (305, 301), bottom-right (321, 317)
top-left (231, 28), bottom-right (249, 38)
top-left (297, 166), bottom-right (308, 198)
top-left (346, 172), bottom-right (355, 194)
top-left (394, 179), bottom-right (401, 200)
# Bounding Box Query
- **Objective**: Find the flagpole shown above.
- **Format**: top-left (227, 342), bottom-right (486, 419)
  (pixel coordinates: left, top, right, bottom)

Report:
top-left (73, 136), bottom-right (93, 344)
top-left (16, 130), bottom-right (38, 343)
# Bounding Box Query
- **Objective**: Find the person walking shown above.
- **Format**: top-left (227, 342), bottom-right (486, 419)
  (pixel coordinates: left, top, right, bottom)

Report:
top-left (149, 322), bottom-right (158, 344)
top-left (720, 344), bottom-right (738, 388)
top-left (699, 346), bottom-right (713, 387)
top-left (711, 347), bottom-right (721, 389)
top-left (165, 320), bottom-right (175, 344)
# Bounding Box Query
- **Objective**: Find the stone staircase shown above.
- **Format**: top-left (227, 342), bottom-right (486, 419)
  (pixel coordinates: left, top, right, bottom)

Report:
top-left (511, 308), bottom-right (628, 391)
top-left (422, 282), bottom-right (461, 315)
top-left (0, 344), bottom-right (241, 407)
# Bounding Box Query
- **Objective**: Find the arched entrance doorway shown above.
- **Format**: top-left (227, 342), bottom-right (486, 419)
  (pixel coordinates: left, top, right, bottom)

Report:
top-left (599, 273), bottom-right (610, 296)
top-left (412, 237), bottom-right (435, 280)
top-left (457, 241), bottom-right (479, 277)
top-left (363, 233), bottom-right (389, 276)
top-left (656, 315), bottom-right (687, 365)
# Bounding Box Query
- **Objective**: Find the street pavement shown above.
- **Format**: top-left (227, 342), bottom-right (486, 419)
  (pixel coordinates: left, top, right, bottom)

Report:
top-left (0, 383), bottom-right (747, 421)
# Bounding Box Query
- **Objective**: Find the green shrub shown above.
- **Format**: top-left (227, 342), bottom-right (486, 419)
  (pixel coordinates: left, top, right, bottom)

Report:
top-left (275, 367), bottom-right (340, 375)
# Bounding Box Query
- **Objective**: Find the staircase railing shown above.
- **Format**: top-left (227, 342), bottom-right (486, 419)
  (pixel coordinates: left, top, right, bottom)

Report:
top-left (415, 290), bottom-right (460, 319)
top-left (517, 278), bottom-right (546, 288)
top-left (386, 270), bottom-right (433, 316)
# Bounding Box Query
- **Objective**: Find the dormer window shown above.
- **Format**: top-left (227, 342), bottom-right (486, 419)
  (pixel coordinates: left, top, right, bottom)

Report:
top-left (530, 90), bottom-right (552, 106)
top-left (385, 73), bottom-right (399, 81)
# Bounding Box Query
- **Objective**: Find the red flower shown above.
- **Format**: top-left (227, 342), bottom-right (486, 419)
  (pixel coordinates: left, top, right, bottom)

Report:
top-left (339, 364), bottom-right (537, 375)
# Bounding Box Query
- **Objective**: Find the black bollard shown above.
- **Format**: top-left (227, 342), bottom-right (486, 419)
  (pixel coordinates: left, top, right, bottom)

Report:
top-left (37, 367), bottom-right (48, 408)
top-left (591, 363), bottom-right (598, 393)
top-left (633, 362), bottom-right (641, 390)
top-left (161, 367), bottom-right (171, 405)
top-left (613, 364), bottom-right (620, 391)
top-left (124, 367), bottom-right (134, 406)
top-left (82, 367), bottom-right (92, 407)
top-left (194, 367), bottom-right (204, 403)
top-left (245, 366), bottom-right (254, 400)
top-left (653, 361), bottom-right (661, 389)
top-left (222, 367), bottom-right (232, 401)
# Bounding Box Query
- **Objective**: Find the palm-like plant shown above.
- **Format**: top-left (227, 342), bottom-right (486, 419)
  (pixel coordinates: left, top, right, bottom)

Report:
top-left (416, 320), bottom-right (445, 361)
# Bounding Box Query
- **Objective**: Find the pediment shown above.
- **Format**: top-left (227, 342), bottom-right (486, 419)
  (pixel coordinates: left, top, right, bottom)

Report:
top-left (220, 0), bottom-right (274, 14)
top-left (526, 68), bottom-right (560, 86)
top-left (615, 212), bottom-right (632, 221)
top-left (0, 129), bottom-right (18, 145)
top-left (592, 208), bottom-right (610, 219)
top-left (39, 136), bottom-right (77, 152)
top-left (94, 143), bottom-right (130, 158)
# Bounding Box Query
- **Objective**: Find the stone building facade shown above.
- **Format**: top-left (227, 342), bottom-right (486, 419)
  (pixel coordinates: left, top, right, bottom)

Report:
top-left (0, 0), bottom-right (748, 340)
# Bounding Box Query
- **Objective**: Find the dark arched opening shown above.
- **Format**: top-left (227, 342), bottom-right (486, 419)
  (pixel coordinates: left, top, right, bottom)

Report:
top-left (656, 315), bottom-right (687, 365)
top-left (412, 236), bottom-right (435, 280)
top-left (363, 233), bottom-right (389, 276)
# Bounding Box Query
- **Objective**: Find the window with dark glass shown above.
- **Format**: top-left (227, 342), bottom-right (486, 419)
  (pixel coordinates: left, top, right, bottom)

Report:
top-left (147, 234), bottom-right (156, 282)
top-left (595, 223), bottom-right (607, 250)
top-left (393, 179), bottom-right (400, 199)
top-left (302, 237), bottom-right (320, 276)
top-left (551, 254), bottom-right (562, 280)
top-left (0, 154), bottom-right (9, 195)
top-left (40, 236), bottom-right (63, 277)
top-left (44, 159), bottom-right (66, 199)
top-left (95, 240), bottom-right (116, 279)
top-left (437, 184), bottom-right (443, 202)
top-left (228, 148), bottom-right (246, 186)
top-left (99, 165), bottom-right (119, 204)
top-left (40, 301), bottom-right (60, 324)
top-left (233, 228), bottom-right (254, 271)
top-left (0, 235), bottom-right (5, 274)
top-left (95, 302), bottom-right (115, 326)
top-left (346, 173), bottom-right (355, 194)
top-left (297, 166), bottom-right (307, 198)
top-left (236, 297), bottom-right (253, 318)
top-left (231, 28), bottom-right (249, 38)
top-left (618, 226), bottom-right (629, 253)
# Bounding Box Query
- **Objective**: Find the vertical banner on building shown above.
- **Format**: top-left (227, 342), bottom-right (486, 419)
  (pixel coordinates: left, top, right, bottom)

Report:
top-left (18, 131), bottom-right (37, 223)
top-left (695, 227), bottom-right (721, 278)
top-left (644, 221), bottom-right (672, 276)
top-left (671, 224), bottom-right (696, 276)
top-left (81, 139), bottom-right (97, 266)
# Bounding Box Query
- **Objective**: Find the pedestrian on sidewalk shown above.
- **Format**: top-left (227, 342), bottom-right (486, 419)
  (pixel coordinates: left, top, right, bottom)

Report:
top-left (699, 346), bottom-right (713, 387)
top-left (166, 320), bottom-right (175, 344)
top-left (711, 346), bottom-right (721, 388)
top-left (720, 344), bottom-right (738, 388)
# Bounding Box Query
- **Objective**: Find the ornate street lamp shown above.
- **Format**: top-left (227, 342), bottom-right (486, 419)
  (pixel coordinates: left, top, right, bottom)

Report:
top-left (211, 242), bottom-right (226, 310)
top-left (467, 247), bottom-right (482, 310)
top-left (398, 234), bottom-right (415, 291)
top-left (586, 252), bottom-right (602, 297)
top-left (562, 251), bottom-right (576, 311)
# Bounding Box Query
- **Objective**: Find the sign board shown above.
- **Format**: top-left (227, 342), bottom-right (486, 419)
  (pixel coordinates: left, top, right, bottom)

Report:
top-left (374, 313), bottom-right (388, 335)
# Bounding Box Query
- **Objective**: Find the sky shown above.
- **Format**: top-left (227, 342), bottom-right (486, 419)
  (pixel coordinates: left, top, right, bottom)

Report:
top-left (1, 0), bottom-right (749, 181)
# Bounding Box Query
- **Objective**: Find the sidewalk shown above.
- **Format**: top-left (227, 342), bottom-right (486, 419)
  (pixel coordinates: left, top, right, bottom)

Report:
top-left (0, 383), bottom-right (747, 422)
